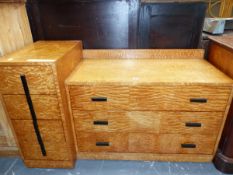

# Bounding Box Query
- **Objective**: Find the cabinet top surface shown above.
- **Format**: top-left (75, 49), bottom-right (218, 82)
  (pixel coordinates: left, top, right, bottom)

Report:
top-left (209, 36), bottom-right (233, 50)
top-left (66, 58), bottom-right (233, 86)
top-left (0, 41), bottom-right (81, 64)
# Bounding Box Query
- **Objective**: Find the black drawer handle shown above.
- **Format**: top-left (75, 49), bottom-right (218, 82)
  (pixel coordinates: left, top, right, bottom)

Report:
top-left (96, 142), bottom-right (110, 146)
top-left (190, 98), bottom-right (207, 103)
top-left (181, 143), bottom-right (196, 148)
top-left (93, 120), bottom-right (108, 125)
top-left (185, 122), bottom-right (202, 127)
top-left (91, 97), bottom-right (107, 102)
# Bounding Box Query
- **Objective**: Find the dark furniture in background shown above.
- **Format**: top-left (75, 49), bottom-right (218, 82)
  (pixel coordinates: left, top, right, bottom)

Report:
top-left (208, 36), bottom-right (233, 174)
top-left (26, 0), bottom-right (206, 49)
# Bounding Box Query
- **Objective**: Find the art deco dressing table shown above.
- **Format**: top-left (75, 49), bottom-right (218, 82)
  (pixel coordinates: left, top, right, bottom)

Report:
top-left (0, 41), bottom-right (232, 168)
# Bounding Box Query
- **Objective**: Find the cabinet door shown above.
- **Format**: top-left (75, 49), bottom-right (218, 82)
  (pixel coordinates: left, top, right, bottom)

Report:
top-left (12, 120), bottom-right (70, 161)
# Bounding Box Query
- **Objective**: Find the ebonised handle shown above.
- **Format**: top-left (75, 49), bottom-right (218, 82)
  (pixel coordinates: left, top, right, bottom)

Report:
top-left (20, 75), bottom-right (46, 156)
top-left (190, 98), bottom-right (207, 103)
top-left (91, 97), bottom-right (107, 102)
top-left (96, 142), bottom-right (110, 146)
top-left (93, 120), bottom-right (108, 125)
top-left (185, 122), bottom-right (202, 127)
top-left (181, 143), bottom-right (196, 148)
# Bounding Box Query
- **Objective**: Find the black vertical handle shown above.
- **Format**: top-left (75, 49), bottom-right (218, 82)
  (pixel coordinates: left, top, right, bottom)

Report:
top-left (20, 75), bottom-right (46, 156)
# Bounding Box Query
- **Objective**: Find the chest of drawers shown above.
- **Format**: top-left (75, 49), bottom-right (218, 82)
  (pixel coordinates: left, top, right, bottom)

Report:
top-left (0, 41), bottom-right (83, 168)
top-left (66, 57), bottom-right (233, 162)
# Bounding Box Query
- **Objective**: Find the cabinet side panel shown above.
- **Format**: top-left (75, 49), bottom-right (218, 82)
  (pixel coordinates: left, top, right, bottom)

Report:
top-left (53, 43), bottom-right (83, 161)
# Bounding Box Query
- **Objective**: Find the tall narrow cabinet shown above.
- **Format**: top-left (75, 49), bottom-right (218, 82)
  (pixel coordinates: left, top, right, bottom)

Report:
top-left (0, 41), bottom-right (82, 168)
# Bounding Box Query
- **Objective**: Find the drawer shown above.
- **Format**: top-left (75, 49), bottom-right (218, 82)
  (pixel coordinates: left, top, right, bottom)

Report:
top-left (4, 95), bottom-right (61, 120)
top-left (77, 132), bottom-right (158, 153)
top-left (76, 132), bottom-right (216, 154)
top-left (12, 120), bottom-right (70, 160)
top-left (159, 134), bottom-right (216, 154)
top-left (74, 111), bottom-right (160, 133)
top-left (69, 85), bottom-right (130, 111)
top-left (20, 141), bottom-right (70, 161)
top-left (0, 65), bottom-right (56, 94)
top-left (12, 120), bottom-right (66, 142)
top-left (69, 85), bottom-right (231, 111)
top-left (77, 132), bottom-right (128, 152)
top-left (160, 112), bottom-right (223, 135)
top-left (74, 111), bottom-right (223, 135)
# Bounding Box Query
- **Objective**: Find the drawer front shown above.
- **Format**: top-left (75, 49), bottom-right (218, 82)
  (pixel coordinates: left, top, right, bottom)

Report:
top-left (160, 112), bottom-right (223, 135)
top-left (12, 120), bottom-right (70, 160)
top-left (77, 132), bottom-right (158, 153)
top-left (77, 132), bottom-right (128, 152)
top-left (69, 85), bottom-right (130, 111)
top-left (4, 95), bottom-right (61, 120)
top-left (69, 85), bottom-right (231, 111)
top-left (74, 111), bottom-right (223, 135)
top-left (0, 65), bottom-right (56, 94)
top-left (74, 111), bottom-right (160, 133)
top-left (76, 132), bottom-right (216, 154)
top-left (159, 134), bottom-right (216, 154)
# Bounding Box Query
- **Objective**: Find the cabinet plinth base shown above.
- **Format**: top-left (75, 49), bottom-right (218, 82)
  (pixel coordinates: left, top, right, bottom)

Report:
top-left (214, 150), bottom-right (233, 174)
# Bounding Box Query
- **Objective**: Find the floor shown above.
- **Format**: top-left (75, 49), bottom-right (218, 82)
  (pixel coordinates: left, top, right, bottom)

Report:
top-left (0, 157), bottom-right (232, 175)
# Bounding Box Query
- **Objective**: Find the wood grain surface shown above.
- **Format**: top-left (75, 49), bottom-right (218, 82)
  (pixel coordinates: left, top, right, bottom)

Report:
top-left (69, 85), bottom-right (231, 111)
top-left (12, 120), bottom-right (70, 161)
top-left (74, 111), bottom-right (223, 135)
top-left (76, 132), bottom-right (216, 154)
top-left (83, 49), bottom-right (204, 59)
top-left (3, 95), bottom-right (60, 120)
top-left (0, 41), bottom-right (83, 168)
top-left (0, 3), bottom-right (32, 57)
top-left (66, 59), bottom-right (233, 85)
top-left (65, 53), bottom-right (233, 162)
top-left (0, 41), bottom-right (81, 64)
top-left (0, 65), bottom-right (56, 94)
top-left (77, 152), bottom-right (213, 162)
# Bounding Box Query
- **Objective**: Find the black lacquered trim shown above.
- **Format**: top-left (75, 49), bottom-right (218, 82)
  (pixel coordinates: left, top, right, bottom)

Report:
top-left (181, 143), bottom-right (196, 148)
top-left (190, 98), bottom-right (207, 103)
top-left (96, 142), bottom-right (110, 146)
top-left (20, 75), bottom-right (46, 156)
top-left (91, 97), bottom-right (107, 102)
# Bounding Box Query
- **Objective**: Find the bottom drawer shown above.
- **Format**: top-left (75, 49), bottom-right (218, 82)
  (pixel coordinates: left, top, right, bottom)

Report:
top-left (77, 132), bottom-right (217, 154)
top-left (77, 132), bottom-right (128, 152)
top-left (12, 120), bottom-right (70, 161)
top-left (159, 134), bottom-right (216, 154)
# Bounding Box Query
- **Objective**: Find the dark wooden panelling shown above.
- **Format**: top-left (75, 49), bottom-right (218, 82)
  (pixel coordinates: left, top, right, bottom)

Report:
top-left (138, 2), bottom-right (206, 48)
top-left (26, 0), bottom-right (206, 49)
top-left (27, 0), bottom-right (136, 49)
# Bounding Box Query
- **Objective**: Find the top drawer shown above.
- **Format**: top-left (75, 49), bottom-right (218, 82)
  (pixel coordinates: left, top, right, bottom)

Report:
top-left (0, 65), bottom-right (56, 94)
top-left (69, 85), bottom-right (232, 111)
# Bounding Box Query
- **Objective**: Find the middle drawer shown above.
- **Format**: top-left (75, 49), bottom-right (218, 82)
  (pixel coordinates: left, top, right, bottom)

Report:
top-left (74, 111), bottom-right (223, 135)
top-left (3, 95), bottom-right (61, 120)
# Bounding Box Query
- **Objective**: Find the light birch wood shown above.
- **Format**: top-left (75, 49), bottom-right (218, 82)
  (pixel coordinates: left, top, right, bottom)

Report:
top-left (0, 3), bottom-right (32, 56)
top-left (0, 2), bottom-right (33, 154)
top-left (0, 41), bottom-right (82, 168)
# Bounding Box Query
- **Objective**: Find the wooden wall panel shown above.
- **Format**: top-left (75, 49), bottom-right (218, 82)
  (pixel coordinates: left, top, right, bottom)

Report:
top-left (0, 2), bottom-right (32, 155)
top-left (26, 0), bottom-right (206, 49)
top-left (0, 3), bottom-right (32, 56)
